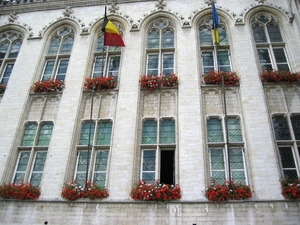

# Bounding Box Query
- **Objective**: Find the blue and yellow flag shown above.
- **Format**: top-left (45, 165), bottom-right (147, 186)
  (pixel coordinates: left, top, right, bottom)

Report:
top-left (212, 2), bottom-right (220, 44)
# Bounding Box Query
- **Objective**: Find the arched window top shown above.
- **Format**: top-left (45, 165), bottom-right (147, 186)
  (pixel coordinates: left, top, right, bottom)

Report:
top-left (47, 26), bottom-right (75, 55)
top-left (0, 31), bottom-right (23, 59)
top-left (251, 13), bottom-right (278, 25)
top-left (146, 18), bottom-right (175, 49)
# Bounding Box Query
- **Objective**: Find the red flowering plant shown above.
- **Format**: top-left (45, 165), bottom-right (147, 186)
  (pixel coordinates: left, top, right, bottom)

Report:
top-left (280, 178), bottom-right (300, 200)
top-left (31, 79), bottom-right (65, 93)
top-left (205, 179), bottom-right (253, 203)
top-left (130, 180), bottom-right (181, 201)
top-left (202, 71), bottom-right (240, 85)
top-left (61, 180), bottom-right (109, 201)
top-left (161, 73), bottom-right (179, 87)
top-left (139, 74), bottom-right (179, 90)
top-left (0, 182), bottom-right (41, 200)
top-left (260, 70), bottom-right (300, 83)
top-left (84, 76), bottom-right (117, 91)
top-left (0, 84), bottom-right (6, 94)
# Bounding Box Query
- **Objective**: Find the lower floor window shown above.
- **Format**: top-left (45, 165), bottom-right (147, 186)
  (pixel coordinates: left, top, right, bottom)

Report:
top-left (209, 148), bottom-right (247, 184)
top-left (141, 148), bottom-right (175, 184)
top-left (278, 146), bottom-right (300, 179)
top-left (75, 150), bottom-right (109, 187)
top-left (13, 151), bottom-right (47, 186)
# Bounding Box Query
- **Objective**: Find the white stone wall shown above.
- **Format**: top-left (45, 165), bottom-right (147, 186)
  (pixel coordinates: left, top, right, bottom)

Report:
top-left (0, 0), bottom-right (300, 223)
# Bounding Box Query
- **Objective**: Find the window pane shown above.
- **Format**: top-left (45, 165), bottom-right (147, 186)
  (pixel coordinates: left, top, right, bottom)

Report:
top-left (267, 23), bottom-right (283, 42)
top-left (37, 123), bottom-right (53, 146)
top-left (107, 55), bottom-right (120, 77)
top-left (219, 26), bottom-right (228, 45)
top-left (227, 118), bottom-right (242, 142)
top-left (75, 151), bottom-right (91, 187)
top-left (200, 27), bottom-right (212, 46)
top-left (273, 48), bottom-right (289, 71)
top-left (202, 52), bottom-right (214, 74)
top-left (210, 149), bottom-right (225, 170)
top-left (96, 35), bottom-right (105, 52)
top-left (160, 119), bottom-right (175, 144)
top-left (60, 36), bottom-right (74, 54)
top-left (48, 37), bottom-right (61, 55)
top-left (147, 30), bottom-right (159, 49)
top-left (96, 122), bottom-right (112, 145)
top-left (162, 53), bottom-right (174, 75)
top-left (21, 123), bottom-right (38, 146)
top-left (1, 63), bottom-right (14, 84)
top-left (79, 122), bottom-right (95, 145)
top-left (93, 150), bottom-right (109, 188)
top-left (252, 24), bottom-right (267, 43)
top-left (229, 149), bottom-right (245, 170)
top-left (218, 51), bottom-right (231, 72)
top-left (93, 57), bottom-right (105, 77)
top-left (0, 41), bottom-right (9, 59)
top-left (231, 171), bottom-right (246, 184)
top-left (147, 54), bottom-right (159, 75)
top-left (42, 61), bottom-right (55, 81)
top-left (162, 29), bottom-right (174, 48)
top-left (30, 152), bottom-right (47, 186)
top-left (8, 40), bottom-right (22, 58)
top-left (291, 115), bottom-right (300, 140)
top-left (272, 115), bottom-right (291, 140)
top-left (142, 150), bottom-right (156, 184)
top-left (14, 152), bottom-right (30, 184)
top-left (257, 49), bottom-right (272, 71)
top-left (278, 147), bottom-right (298, 180)
top-left (142, 120), bottom-right (157, 144)
top-left (56, 59), bottom-right (69, 80)
top-left (207, 118), bottom-right (223, 142)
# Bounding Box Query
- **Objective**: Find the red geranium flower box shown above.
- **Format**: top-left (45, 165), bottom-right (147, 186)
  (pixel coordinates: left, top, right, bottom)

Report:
top-left (31, 79), bottom-right (65, 93)
top-left (0, 182), bottom-right (40, 200)
top-left (281, 178), bottom-right (300, 200)
top-left (260, 70), bottom-right (300, 83)
top-left (203, 71), bottom-right (240, 85)
top-left (84, 76), bottom-right (117, 91)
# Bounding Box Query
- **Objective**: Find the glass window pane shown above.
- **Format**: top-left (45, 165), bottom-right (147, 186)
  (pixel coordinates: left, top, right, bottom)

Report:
top-left (96, 35), bottom-right (105, 52)
top-left (162, 53), bottom-right (174, 75)
top-left (257, 49), bottom-right (272, 71)
top-left (291, 115), bottom-right (300, 140)
top-left (218, 51), bottom-right (231, 72)
top-left (229, 149), bottom-right (244, 170)
top-left (219, 26), bottom-right (228, 45)
top-left (75, 151), bottom-right (91, 186)
top-left (0, 42), bottom-right (9, 59)
top-left (93, 150), bottom-right (109, 188)
top-left (147, 30), bottom-right (159, 49)
top-left (60, 36), bottom-right (74, 54)
top-left (273, 48), bottom-right (289, 71)
top-left (56, 59), bottom-right (69, 81)
top-left (231, 171), bottom-right (246, 184)
top-left (160, 119), bottom-right (175, 144)
top-left (272, 115), bottom-right (291, 140)
top-left (202, 52), bottom-right (214, 74)
top-left (96, 122), bottom-right (112, 145)
top-left (30, 152), bottom-right (47, 186)
top-left (8, 40), bottom-right (22, 58)
top-left (207, 118), bottom-right (223, 142)
top-left (278, 147), bottom-right (298, 180)
top-left (200, 27), bottom-right (212, 46)
top-left (211, 171), bottom-right (226, 185)
top-left (21, 123), bottom-right (38, 146)
top-left (48, 37), bottom-right (61, 55)
top-left (79, 122), bottom-right (95, 145)
top-left (107, 55), bottom-right (120, 77)
top-left (93, 173), bottom-right (107, 188)
top-left (142, 120), bottom-right (157, 144)
top-left (37, 123), bottom-right (53, 146)
top-left (147, 54), bottom-right (159, 75)
top-left (210, 149), bottom-right (225, 170)
top-left (14, 152), bottom-right (30, 184)
top-left (227, 118), bottom-right (242, 142)
top-left (1, 63), bottom-right (14, 84)
top-left (42, 61), bottom-right (55, 81)
top-left (252, 24), bottom-right (267, 43)
top-left (142, 150), bottom-right (156, 184)
top-left (162, 29), bottom-right (174, 48)
top-left (267, 23), bottom-right (283, 42)
top-left (93, 57), bottom-right (105, 77)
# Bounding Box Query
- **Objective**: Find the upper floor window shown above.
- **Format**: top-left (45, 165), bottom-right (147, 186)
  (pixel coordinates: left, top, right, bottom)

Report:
top-left (199, 15), bottom-right (231, 74)
top-left (92, 29), bottom-right (123, 80)
top-left (41, 26), bottom-right (74, 81)
top-left (251, 13), bottom-right (290, 71)
top-left (0, 31), bottom-right (23, 85)
top-left (146, 18), bottom-right (175, 75)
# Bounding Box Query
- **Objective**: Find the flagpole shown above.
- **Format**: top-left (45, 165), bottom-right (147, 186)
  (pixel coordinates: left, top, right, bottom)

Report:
top-left (212, 0), bottom-right (231, 185)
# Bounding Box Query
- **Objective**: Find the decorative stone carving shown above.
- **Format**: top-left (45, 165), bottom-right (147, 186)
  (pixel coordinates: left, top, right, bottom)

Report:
top-left (63, 7), bottom-right (74, 18)
top-left (155, 0), bottom-right (167, 11)
top-left (8, 12), bottom-right (18, 23)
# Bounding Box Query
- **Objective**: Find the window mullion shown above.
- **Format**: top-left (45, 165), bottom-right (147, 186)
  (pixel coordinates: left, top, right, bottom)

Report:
top-left (268, 46), bottom-right (277, 70)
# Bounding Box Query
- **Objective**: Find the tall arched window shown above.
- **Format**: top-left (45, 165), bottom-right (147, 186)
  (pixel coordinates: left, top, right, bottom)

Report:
top-left (0, 31), bottom-right (23, 85)
top-left (251, 13), bottom-right (290, 71)
top-left (41, 26), bottom-right (74, 81)
top-left (91, 21), bottom-right (124, 80)
top-left (199, 15), bottom-right (230, 73)
top-left (146, 18), bottom-right (175, 75)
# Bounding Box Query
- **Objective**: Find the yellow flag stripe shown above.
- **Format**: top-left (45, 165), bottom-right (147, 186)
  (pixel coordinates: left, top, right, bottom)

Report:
top-left (105, 20), bottom-right (120, 35)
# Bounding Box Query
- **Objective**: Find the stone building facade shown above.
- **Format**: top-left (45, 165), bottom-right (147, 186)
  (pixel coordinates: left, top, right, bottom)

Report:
top-left (0, 0), bottom-right (299, 224)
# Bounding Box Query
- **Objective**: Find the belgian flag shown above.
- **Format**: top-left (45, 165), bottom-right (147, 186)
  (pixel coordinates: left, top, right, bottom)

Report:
top-left (101, 7), bottom-right (125, 47)
top-left (212, 2), bottom-right (220, 44)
